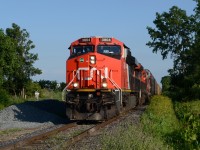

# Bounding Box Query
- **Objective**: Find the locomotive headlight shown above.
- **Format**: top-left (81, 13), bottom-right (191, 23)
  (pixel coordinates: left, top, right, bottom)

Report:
top-left (73, 82), bottom-right (79, 88)
top-left (102, 78), bottom-right (107, 88)
top-left (90, 56), bottom-right (95, 60)
top-left (90, 56), bottom-right (96, 64)
top-left (102, 82), bottom-right (108, 88)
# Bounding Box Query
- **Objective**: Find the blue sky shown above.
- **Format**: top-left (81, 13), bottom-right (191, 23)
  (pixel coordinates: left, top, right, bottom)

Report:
top-left (0, 0), bottom-right (196, 84)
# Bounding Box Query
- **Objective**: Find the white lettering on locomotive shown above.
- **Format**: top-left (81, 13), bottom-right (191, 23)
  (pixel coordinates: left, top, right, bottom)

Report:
top-left (76, 67), bottom-right (108, 80)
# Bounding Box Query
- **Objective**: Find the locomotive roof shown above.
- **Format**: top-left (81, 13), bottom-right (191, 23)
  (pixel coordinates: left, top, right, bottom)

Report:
top-left (69, 37), bottom-right (130, 48)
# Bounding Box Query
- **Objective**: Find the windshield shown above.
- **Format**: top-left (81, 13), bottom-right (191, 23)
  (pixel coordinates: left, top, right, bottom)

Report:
top-left (97, 45), bottom-right (121, 59)
top-left (72, 46), bottom-right (94, 55)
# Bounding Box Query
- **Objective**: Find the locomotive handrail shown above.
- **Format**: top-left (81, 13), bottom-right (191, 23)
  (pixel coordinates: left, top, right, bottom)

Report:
top-left (107, 76), bottom-right (122, 105)
top-left (62, 71), bottom-right (78, 101)
top-left (108, 70), bottom-right (123, 105)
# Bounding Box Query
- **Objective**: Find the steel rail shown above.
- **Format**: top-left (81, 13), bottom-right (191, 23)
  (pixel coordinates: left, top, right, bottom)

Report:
top-left (54, 108), bottom-right (136, 149)
top-left (0, 122), bottom-right (77, 150)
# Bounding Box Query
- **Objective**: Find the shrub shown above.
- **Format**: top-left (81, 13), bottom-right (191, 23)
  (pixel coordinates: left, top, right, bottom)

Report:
top-left (0, 89), bottom-right (11, 107)
top-left (39, 89), bottom-right (62, 100)
top-left (0, 104), bottom-right (4, 110)
top-left (25, 81), bottom-right (41, 98)
top-left (174, 100), bottom-right (200, 149)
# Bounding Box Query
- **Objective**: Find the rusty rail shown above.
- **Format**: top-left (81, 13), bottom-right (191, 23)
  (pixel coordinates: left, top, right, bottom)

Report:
top-left (0, 122), bottom-right (77, 150)
top-left (55, 108), bottom-right (136, 149)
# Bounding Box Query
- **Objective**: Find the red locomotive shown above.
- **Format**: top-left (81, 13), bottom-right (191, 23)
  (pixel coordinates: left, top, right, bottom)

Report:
top-left (63, 37), bottom-right (160, 120)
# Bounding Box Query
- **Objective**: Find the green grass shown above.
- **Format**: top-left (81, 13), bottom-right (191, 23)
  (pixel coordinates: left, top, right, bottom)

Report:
top-left (141, 95), bottom-right (179, 137)
top-left (0, 128), bottom-right (22, 135)
top-left (101, 122), bottom-right (172, 150)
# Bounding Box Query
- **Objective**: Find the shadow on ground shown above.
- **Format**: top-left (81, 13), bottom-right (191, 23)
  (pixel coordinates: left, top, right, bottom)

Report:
top-left (13, 99), bottom-right (70, 125)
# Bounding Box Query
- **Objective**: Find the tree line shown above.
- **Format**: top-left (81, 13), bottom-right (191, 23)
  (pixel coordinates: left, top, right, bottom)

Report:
top-left (147, 0), bottom-right (200, 101)
top-left (0, 23), bottom-right (65, 102)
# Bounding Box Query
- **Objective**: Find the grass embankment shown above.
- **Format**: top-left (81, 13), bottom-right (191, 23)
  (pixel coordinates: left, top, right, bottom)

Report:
top-left (141, 95), bottom-right (179, 136)
top-left (101, 95), bottom-right (177, 150)
top-left (101, 95), bottom-right (200, 150)
top-left (101, 122), bottom-right (171, 150)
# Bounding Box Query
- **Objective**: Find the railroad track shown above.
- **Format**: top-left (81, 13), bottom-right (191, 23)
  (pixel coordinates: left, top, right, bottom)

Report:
top-left (68, 116), bottom-right (126, 148)
top-left (0, 123), bottom-right (77, 150)
top-left (0, 108), bottom-right (136, 150)
top-left (52, 108), bottom-right (136, 150)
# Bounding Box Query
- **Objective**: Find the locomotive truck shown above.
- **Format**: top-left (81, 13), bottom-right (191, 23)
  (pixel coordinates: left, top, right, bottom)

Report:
top-left (62, 37), bottom-right (160, 120)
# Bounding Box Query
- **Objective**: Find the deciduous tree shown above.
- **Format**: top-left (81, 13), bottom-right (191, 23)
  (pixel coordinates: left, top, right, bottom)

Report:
top-left (147, 1), bottom-right (200, 100)
top-left (0, 29), bottom-right (16, 88)
top-left (1, 23), bottom-right (42, 96)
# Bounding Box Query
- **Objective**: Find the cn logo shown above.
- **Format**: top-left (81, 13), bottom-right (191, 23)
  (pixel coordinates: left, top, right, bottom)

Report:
top-left (77, 67), bottom-right (108, 80)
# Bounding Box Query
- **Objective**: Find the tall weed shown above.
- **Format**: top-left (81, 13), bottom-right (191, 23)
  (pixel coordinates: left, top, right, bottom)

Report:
top-left (173, 100), bottom-right (200, 149)
top-left (40, 89), bottom-right (62, 100)
top-left (141, 95), bottom-right (179, 136)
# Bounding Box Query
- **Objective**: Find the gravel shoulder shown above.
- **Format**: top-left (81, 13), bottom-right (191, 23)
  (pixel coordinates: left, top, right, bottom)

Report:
top-left (0, 99), bottom-right (69, 146)
top-left (0, 99), bottom-right (68, 130)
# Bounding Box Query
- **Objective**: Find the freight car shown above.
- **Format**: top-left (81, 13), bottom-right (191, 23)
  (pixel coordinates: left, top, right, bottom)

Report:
top-left (62, 37), bottom-right (160, 120)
